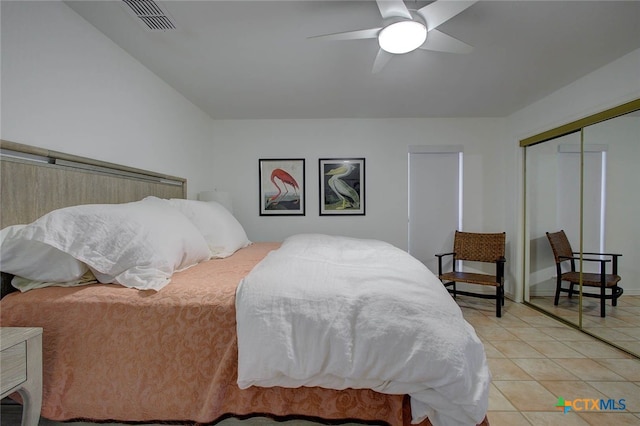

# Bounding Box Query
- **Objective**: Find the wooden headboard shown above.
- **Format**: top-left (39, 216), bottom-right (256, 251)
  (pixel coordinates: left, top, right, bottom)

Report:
top-left (0, 140), bottom-right (187, 228)
top-left (1, 140), bottom-right (188, 297)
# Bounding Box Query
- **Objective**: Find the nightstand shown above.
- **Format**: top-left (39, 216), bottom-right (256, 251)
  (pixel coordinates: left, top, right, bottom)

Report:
top-left (1, 327), bottom-right (43, 426)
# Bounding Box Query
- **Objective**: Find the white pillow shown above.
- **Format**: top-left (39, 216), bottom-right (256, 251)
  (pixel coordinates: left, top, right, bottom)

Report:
top-left (16, 197), bottom-right (211, 291)
top-left (1, 224), bottom-right (89, 282)
top-left (167, 199), bottom-right (251, 258)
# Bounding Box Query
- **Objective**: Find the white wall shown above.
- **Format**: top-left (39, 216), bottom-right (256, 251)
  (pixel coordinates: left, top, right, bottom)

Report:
top-left (0, 1), bottom-right (214, 198)
top-left (209, 118), bottom-right (512, 281)
top-left (211, 118), bottom-right (509, 247)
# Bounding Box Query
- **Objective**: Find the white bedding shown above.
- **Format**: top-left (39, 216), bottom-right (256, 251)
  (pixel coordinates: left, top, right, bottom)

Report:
top-left (236, 234), bottom-right (490, 426)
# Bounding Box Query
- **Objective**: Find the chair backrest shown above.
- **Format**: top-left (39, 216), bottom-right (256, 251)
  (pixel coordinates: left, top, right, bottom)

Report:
top-left (546, 230), bottom-right (574, 264)
top-left (453, 231), bottom-right (505, 262)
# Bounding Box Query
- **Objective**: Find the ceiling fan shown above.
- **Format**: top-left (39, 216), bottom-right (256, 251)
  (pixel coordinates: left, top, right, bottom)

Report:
top-left (310, 0), bottom-right (477, 73)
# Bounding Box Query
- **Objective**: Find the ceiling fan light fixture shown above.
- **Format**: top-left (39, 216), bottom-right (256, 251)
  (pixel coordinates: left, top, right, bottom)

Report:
top-left (378, 21), bottom-right (427, 54)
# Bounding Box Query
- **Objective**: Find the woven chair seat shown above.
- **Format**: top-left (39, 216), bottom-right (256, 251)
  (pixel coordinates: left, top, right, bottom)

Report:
top-left (440, 271), bottom-right (501, 287)
top-left (561, 271), bottom-right (621, 287)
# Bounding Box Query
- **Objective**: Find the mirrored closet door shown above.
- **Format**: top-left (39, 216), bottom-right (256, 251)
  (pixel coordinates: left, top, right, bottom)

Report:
top-left (522, 99), bottom-right (640, 357)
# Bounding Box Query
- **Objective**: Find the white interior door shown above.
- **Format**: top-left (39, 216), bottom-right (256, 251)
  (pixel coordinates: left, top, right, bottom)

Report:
top-left (408, 146), bottom-right (462, 275)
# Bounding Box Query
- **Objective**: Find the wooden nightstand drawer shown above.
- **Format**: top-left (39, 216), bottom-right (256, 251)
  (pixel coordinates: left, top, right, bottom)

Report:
top-left (0, 341), bottom-right (27, 394)
top-left (0, 327), bottom-right (43, 426)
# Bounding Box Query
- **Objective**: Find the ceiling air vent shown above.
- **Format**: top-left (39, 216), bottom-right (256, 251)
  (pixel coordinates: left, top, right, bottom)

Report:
top-left (122, 0), bottom-right (176, 31)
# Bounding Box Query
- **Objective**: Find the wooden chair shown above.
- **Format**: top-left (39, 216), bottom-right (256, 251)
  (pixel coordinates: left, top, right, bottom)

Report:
top-left (546, 230), bottom-right (623, 318)
top-left (436, 231), bottom-right (506, 317)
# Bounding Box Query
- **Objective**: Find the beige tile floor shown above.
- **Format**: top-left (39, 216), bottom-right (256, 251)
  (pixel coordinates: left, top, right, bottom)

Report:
top-left (3, 298), bottom-right (640, 426)
top-left (531, 295), bottom-right (640, 356)
top-left (457, 296), bottom-right (640, 426)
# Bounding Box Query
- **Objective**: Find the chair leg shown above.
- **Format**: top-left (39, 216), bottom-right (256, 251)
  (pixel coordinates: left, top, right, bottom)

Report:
top-left (612, 286), bottom-right (619, 306)
top-left (496, 285), bottom-right (502, 318)
top-left (600, 285), bottom-right (606, 318)
top-left (568, 283), bottom-right (575, 298)
top-left (554, 278), bottom-right (562, 306)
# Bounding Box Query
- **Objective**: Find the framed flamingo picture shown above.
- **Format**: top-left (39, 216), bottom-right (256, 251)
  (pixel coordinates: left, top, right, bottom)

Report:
top-left (259, 158), bottom-right (305, 216)
top-left (319, 158), bottom-right (365, 216)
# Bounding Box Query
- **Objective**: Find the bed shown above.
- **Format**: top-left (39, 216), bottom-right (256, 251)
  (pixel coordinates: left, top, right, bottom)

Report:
top-left (0, 141), bottom-right (490, 426)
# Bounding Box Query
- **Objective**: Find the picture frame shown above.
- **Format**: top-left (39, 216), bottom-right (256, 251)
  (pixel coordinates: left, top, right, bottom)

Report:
top-left (259, 158), bottom-right (305, 216)
top-left (319, 158), bottom-right (365, 216)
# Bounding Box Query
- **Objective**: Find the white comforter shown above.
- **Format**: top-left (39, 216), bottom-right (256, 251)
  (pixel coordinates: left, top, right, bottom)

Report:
top-left (236, 234), bottom-right (490, 426)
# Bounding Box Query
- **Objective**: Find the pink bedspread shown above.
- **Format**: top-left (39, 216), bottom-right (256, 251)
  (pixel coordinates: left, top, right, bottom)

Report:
top-left (1, 243), bottom-right (426, 425)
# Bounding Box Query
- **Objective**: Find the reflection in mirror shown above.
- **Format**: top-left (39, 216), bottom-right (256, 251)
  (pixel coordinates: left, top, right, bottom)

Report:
top-left (525, 131), bottom-right (581, 326)
top-left (523, 100), bottom-right (640, 358)
top-left (581, 110), bottom-right (640, 355)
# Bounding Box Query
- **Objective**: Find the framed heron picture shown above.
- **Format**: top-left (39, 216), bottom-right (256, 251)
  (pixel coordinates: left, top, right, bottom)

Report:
top-left (259, 158), bottom-right (305, 216)
top-left (319, 158), bottom-right (365, 216)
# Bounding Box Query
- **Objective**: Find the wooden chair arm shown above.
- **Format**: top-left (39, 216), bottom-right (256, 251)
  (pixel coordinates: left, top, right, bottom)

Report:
top-left (435, 252), bottom-right (456, 276)
top-left (560, 256), bottom-right (617, 275)
top-left (559, 255), bottom-right (611, 263)
top-left (558, 255), bottom-right (579, 261)
top-left (434, 252), bottom-right (455, 258)
top-left (570, 249), bottom-right (621, 257)
top-left (582, 251), bottom-right (621, 257)
top-left (582, 257), bottom-right (611, 263)
top-left (583, 257), bottom-right (621, 275)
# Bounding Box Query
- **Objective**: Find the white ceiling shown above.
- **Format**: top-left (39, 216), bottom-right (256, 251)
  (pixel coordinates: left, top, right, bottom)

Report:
top-left (64, 0), bottom-right (640, 120)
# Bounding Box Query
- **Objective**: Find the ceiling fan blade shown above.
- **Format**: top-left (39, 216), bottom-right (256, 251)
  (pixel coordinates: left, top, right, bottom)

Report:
top-left (418, 29), bottom-right (473, 54)
top-left (372, 49), bottom-right (394, 74)
top-left (308, 27), bottom-right (381, 41)
top-left (417, 0), bottom-right (478, 32)
top-left (376, 0), bottom-right (412, 20)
